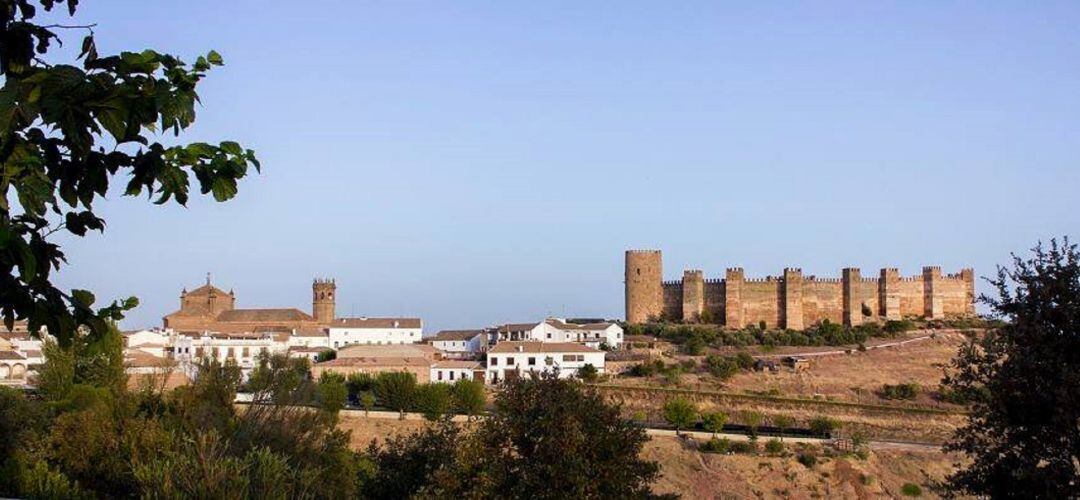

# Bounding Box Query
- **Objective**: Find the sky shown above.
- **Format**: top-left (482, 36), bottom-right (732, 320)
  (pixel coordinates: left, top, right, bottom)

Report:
top-left (44, 1), bottom-right (1080, 333)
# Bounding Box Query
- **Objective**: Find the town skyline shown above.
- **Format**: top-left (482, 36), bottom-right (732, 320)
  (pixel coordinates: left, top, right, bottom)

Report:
top-left (49, 1), bottom-right (1079, 332)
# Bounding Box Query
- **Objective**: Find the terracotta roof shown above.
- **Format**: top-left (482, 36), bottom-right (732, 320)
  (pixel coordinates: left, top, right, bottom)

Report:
top-left (431, 330), bottom-right (484, 341)
top-left (130, 342), bottom-right (167, 348)
top-left (20, 349), bottom-right (41, 357)
top-left (488, 341), bottom-right (600, 354)
top-left (337, 343), bottom-right (439, 359)
top-left (316, 356), bottom-right (432, 368)
top-left (432, 360), bottom-right (484, 369)
top-left (124, 349), bottom-right (175, 368)
top-left (185, 283), bottom-right (231, 296)
top-left (329, 317), bottom-right (422, 329)
top-left (0, 350), bottom-right (27, 360)
top-left (0, 331), bottom-right (31, 341)
top-left (216, 308), bottom-right (314, 322)
top-left (496, 322), bottom-right (542, 333)
top-left (545, 319), bottom-right (617, 331)
top-left (293, 328), bottom-right (329, 337)
top-left (288, 346), bottom-right (331, 353)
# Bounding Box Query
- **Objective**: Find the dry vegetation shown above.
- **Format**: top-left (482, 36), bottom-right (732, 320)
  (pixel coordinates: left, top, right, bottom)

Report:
top-left (338, 415), bottom-right (960, 498)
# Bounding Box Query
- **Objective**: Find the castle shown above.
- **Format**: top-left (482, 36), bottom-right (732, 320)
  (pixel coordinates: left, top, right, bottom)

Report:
top-left (625, 250), bottom-right (975, 328)
top-left (162, 275), bottom-right (339, 333)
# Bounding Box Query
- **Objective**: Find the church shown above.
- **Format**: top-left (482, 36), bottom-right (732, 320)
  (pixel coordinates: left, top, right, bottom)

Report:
top-left (162, 276), bottom-right (338, 333)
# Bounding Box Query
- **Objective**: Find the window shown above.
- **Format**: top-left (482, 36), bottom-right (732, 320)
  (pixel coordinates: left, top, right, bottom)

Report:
top-left (507, 357), bottom-right (515, 366)
top-left (528, 357), bottom-right (536, 366)
top-left (438, 371), bottom-right (443, 381)
top-left (546, 333), bottom-right (552, 339)
top-left (227, 347), bottom-right (236, 358)
top-left (562, 354), bottom-right (584, 362)
top-left (260, 347), bottom-right (269, 355)
top-left (242, 347), bottom-right (250, 358)
top-left (449, 371), bottom-right (455, 380)
top-left (545, 356), bottom-right (554, 366)
top-left (490, 357), bottom-right (498, 366)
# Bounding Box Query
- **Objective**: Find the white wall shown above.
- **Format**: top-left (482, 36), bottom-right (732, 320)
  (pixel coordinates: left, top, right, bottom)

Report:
top-left (328, 327), bottom-right (422, 348)
top-left (485, 350), bottom-right (605, 383)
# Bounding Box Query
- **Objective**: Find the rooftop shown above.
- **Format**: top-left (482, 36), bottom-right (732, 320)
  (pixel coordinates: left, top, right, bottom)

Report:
top-left (329, 317), bottom-right (422, 329)
top-left (488, 341), bottom-right (600, 354)
top-left (430, 329), bottom-right (485, 341)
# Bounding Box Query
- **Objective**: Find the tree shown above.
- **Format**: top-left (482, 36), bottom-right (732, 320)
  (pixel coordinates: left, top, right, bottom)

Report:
top-left (315, 349), bottom-right (337, 363)
top-left (359, 391), bottom-right (376, 417)
top-left (414, 383), bottom-right (451, 422)
top-left (773, 414), bottom-right (795, 442)
top-left (943, 239), bottom-right (1080, 498)
top-left (317, 371), bottom-right (348, 418)
top-left (701, 411), bottom-right (727, 437)
top-left (663, 397), bottom-right (697, 435)
top-left (0, 0), bottom-right (259, 347)
top-left (374, 371), bottom-right (417, 420)
top-left (809, 416), bottom-right (840, 437)
top-left (449, 378), bottom-right (485, 419)
top-left (742, 410), bottom-right (765, 440)
top-left (577, 363), bottom-right (599, 382)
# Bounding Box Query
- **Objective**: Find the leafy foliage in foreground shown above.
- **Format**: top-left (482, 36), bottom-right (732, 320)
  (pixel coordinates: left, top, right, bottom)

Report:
top-left (1, 0), bottom-right (259, 345)
top-left (943, 239), bottom-right (1080, 497)
top-left (0, 344), bottom-right (360, 499)
top-left (363, 374), bottom-right (673, 499)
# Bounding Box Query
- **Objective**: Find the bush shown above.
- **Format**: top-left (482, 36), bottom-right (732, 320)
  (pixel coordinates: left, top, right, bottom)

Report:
top-left (315, 349), bottom-right (336, 363)
top-left (662, 397), bottom-right (697, 435)
top-left (701, 412), bottom-right (727, 435)
top-left (797, 453), bottom-right (817, 468)
top-left (698, 437), bottom-right (731, 454)
top-left (413, 383), bottom-right (452, 421)
top-left (901, 483), bottom-right (923, 497)
top-left (729, 440), bottom-right (757, 454)
top-left (884, 320), bottom-right (915, 335)
top-left (809, 416), bottom-right (840, 436)
top-left (704, 355), bottom-right (739, 380)
top-left (449, 379), bottom-right (486, 417)
top-left (764, 438), bottom-right (784, 455)
top-left (577, 363), bottom-right (599, 382)
top-left (881, 382), bottom-right (919, 400)
top-left (374, 371), bottom-right (418, 419)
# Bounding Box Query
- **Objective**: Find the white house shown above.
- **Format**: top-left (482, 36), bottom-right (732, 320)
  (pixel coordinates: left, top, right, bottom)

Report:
top-left (485, 341), bottom-right (605, 384)
top-left (494, 319), bottom-right (623, 349)
top-left (430, 360), bottom-right (484, 383)
top-left (429, 330), bottom-right (486, 358)
top-left (326, 317), bottom-right (422, 348)
top-left (123, 328), bottom-right (173, 358)
top-left (172, 331), bottom-right (286, 377)
top-left (288, 328), bottom-right (331, 349)
top-left (541, 319), bottom-right (623, 349)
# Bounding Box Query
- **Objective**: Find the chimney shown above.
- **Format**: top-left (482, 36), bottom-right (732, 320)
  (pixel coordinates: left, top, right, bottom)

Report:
top-left (517, 345), bottom-right (524, 352)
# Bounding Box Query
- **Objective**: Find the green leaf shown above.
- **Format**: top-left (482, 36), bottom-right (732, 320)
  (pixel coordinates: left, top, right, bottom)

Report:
top-left (210, 176), bottom-right (238, 202)
top-left (207, 50), bottom-right (224, 66)
top-left (72, 289), bottom-right (96, 308)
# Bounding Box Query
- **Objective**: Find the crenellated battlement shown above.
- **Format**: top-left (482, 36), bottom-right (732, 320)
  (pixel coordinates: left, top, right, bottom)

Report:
top-left (626, 249), bottom-right (976, 328)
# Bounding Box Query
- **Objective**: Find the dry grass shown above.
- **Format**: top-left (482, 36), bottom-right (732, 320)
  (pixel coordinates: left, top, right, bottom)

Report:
top-left (336, 415), bottom-right (962, 498)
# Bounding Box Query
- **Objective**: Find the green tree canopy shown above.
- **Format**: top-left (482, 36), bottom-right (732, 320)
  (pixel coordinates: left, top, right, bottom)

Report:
top-left (0, 0), bottom-right (258, 346)
top-left (944, 239), bottom-right (1080, 497)
top-left (662, 396), bottom-right (697, 435)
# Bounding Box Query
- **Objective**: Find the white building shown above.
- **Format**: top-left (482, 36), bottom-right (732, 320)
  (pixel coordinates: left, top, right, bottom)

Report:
top-left (327, 317), bottom-right (422, 349)
top-left (124, 328), bottom-right (173, 358)
top-left (485, 341), bottom-right (605, 384)
top-left (429, 330), bottom-right (486, 358)
top-left (494, 319), bottom-right (623, 349)
top-left (172, 331), bottom-right (285, 376)
top-left (430, 360), bottom-right (484, 383)
top-left (287, 328), bottom-right (331, 349)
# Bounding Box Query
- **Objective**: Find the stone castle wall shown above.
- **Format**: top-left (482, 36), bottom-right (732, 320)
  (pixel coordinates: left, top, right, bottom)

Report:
top-left (626, 250), bottom-right (975, 328)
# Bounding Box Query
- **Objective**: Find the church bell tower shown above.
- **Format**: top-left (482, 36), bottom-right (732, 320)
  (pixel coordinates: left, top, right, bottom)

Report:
top-left (312, 278), bottom-right (336, 324)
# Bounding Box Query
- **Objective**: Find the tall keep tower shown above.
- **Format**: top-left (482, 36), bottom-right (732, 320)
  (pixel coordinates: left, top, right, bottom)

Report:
top-left (312, 278), bottom-right (336, 324)
top-left (625, 250), bottom-right (663, 323)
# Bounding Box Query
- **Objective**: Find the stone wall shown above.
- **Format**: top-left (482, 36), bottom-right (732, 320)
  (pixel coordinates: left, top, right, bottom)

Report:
top-left (625, 249), bottom-right (975, 329)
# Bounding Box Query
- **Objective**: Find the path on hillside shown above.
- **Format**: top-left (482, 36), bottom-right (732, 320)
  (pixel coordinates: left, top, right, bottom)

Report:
top-left (337, 409), bottom-right (943, 451)
top-left (753, 333), bottom-right (937, 360)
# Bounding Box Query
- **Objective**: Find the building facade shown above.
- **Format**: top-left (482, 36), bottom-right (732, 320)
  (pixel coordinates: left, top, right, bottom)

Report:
top-left (625, 250), bottom-right (976, 328)
top-left (485, 341), bottom-right (605, 383)
top-left (327, 317), bottom-right (423, 348)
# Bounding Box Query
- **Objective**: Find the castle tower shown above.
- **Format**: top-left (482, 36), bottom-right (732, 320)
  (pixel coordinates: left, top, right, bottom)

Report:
top-left (312, 278), bottom-right (336, 324)
top-left (625, 250), bottom-right (663, 324)
top-left (681, 270), bottom-right (705, 322)
top-left (724, 268), bottom-right (745, 329)
top-left (879, 268), bottom-right (901, 320)
top-left (842, 268), bottom-right (862, 327)
top-left (923, 266), bottom-right (943, 319)
top-left (782, 268), bottom-right (804, 330)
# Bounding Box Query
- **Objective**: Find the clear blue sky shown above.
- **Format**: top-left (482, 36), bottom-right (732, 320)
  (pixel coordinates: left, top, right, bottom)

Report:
top-left (50, 1), bottom-right (1080, 332)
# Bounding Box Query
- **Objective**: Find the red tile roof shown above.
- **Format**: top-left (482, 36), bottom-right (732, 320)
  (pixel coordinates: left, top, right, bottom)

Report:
top-left (488, 341), bottom-right (600, 354)
top-left (329, 317), bottom-right (422, 329)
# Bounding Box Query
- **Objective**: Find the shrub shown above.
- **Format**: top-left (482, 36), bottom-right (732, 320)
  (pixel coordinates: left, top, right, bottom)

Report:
top-left (374, 371), bottom-right (418, 420)
top-left (881, 382), bottom-right (919, 400)
top-left (414, 383), bottom-right (452, 421)
top-left (315, 349), bottom-right (336, 363)
top-left (884, 320), bottom-right (915, 335)
top-left (701, 412), bottom-right (727, 435)
top-left (764, 438), bottom-right (784, 455)
top-left (450, 379), bottom-right (486, 418)
top-left (577, 363), bottom-right (599, 382)
top-left (698, 437), bottom-right (731, 454)
top-left (704, 355), bottom-right (739, 380)
top-left (729, 440), bottom-right (757, 454)
top-left (809, 416), bottom-right (840, 436)
top-left (797, 453), bottom-right (817, 468)
top-left (662, 397), bottom-right (697, 435)
top-left (901, 483), bottom-right (923, 497)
